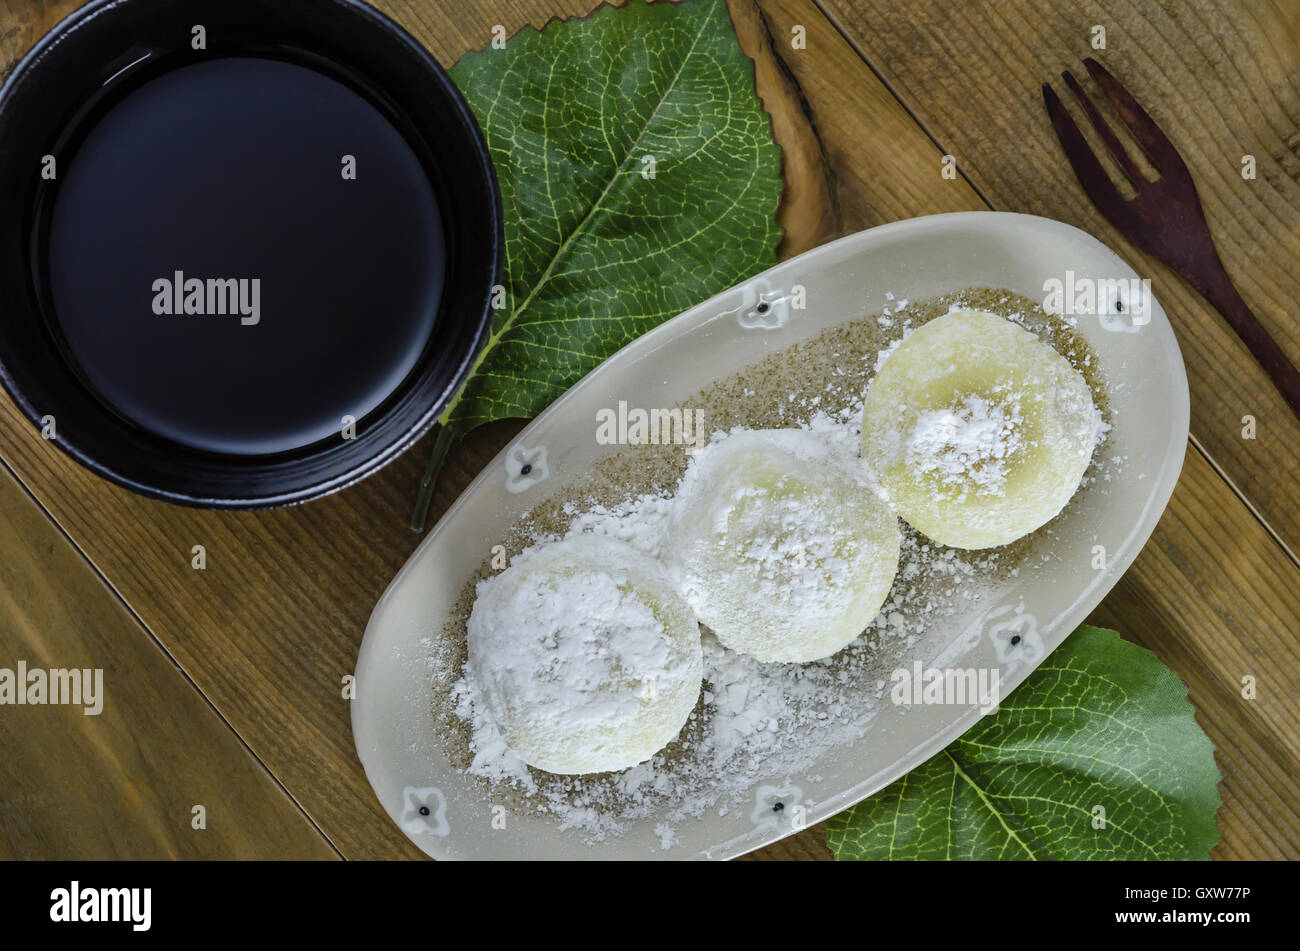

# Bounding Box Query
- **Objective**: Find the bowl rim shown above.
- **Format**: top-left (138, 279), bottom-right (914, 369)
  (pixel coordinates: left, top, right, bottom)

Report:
top-left (0, 0), bottom-right (503, 509)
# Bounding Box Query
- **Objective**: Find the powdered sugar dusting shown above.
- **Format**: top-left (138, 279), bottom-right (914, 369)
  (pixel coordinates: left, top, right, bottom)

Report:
top-left (907, 393), bottom-right (1024, 501)
top-left (427, 288), bottom-right (1118, 848)
top-left (463, 535), bottom-right (701, 776)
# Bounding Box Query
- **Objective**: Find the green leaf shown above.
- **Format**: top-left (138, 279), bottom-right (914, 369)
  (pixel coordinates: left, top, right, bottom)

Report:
top-left (827, 626), bottom-right (1221, 860)
top-left (443, 0), bottom-right (783, 432)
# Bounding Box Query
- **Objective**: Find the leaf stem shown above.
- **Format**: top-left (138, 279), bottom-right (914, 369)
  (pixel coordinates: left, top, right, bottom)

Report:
top-left (409, 425), bottom-right (456, 534)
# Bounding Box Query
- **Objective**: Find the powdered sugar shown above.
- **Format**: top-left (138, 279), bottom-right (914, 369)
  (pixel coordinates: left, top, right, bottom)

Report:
top-left (664, 429), bottom-right (900, 663)
top-left (561, 493), bottom-right (673, 559)
top-left (448, 414), bottom-right (994, 842)
top-left (907, 393), bottom-right (1024, 501)
top-left (463, 535), bottom-right (701, 775)
top-left (434, 288), bottom-right (1117, 848)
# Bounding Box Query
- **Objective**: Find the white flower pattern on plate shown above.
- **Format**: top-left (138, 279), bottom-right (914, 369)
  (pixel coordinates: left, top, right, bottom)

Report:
top-left (505, 443), bottom-right (548, 494)
top-left (986, 605), bottom-right (1044, 665)
top-left (399, 786), bottom-right (450, 837)
top-left (720, 277), bottom-right (793, 330)
top-left (750, 782), bottom-right (805, 833)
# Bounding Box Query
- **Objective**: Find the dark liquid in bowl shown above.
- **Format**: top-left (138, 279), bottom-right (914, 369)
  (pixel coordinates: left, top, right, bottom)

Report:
top-left (45, 56), bottom-right (446, 455)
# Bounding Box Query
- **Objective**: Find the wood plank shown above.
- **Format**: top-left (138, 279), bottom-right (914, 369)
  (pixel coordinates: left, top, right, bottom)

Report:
top-left (0, 462), bottom-right (339, 860)
top-left (0, 0), bottom-right (1293, 861)
top-left (816, 0), bottom-right (1300, 556)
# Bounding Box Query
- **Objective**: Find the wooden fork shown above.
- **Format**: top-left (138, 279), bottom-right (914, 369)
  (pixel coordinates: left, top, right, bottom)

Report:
top-left (1043, 57), bottom-right (1300, 421)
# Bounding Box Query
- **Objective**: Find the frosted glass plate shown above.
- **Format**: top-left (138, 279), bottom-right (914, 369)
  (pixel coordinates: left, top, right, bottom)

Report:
top-left (352, 212), bottom-right (1188, 860)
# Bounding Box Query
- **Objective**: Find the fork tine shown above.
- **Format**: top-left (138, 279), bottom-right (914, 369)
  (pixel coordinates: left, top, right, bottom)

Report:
top-left (1060, 69), bottom-right (1146, 190)
top-left (1042, 82), bottom-right (1131, 222)
top-left (1083, 57), bottom-right (1188, 178)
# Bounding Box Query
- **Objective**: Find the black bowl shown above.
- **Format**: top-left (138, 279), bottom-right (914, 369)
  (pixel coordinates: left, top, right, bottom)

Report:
top-left (0, 0), bottom-right (501, 507)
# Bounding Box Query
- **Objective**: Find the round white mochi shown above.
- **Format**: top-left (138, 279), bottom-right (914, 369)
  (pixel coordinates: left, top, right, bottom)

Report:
top-left (466, 534), bottom-right (702, 775)
top-left (861, 309), bottom-right (1102, 550)
top-left (664, 429), bottom-right (901, 664)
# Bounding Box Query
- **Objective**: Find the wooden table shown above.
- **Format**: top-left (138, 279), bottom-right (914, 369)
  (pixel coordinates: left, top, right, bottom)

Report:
top-left (1, 0), bottom-right (1296, 861)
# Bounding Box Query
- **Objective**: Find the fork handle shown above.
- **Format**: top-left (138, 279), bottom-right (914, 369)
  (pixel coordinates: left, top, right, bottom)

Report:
top-left (1186, 258), bottom-right (1300, 422)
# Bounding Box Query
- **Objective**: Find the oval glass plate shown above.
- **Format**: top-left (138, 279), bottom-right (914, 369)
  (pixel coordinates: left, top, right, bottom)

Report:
top-left (352, 211), bottom-right (1189, 860)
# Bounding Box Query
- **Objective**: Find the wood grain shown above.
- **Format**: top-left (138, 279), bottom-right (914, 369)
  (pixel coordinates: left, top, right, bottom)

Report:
top-left (725, 0), bottom-right (987, 253)
top-left (0, 0), bottom-right (1294, 861)
top-left (0, 0), bottom-right (67, 81)
top-left (816, 0), bottom-right (1300, 557)
top-left (0, 461), bottom-right (338, 859)
top-left (737, 822), bottom-right (833, 860)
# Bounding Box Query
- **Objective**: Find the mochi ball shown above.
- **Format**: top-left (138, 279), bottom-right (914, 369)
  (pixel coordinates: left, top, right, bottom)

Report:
top-left (860, 309), bottom-right (1102, 549)
top-left (466, 534), bottom-right (702, 775)
top-left (664, 428), bottom-right (901, 663)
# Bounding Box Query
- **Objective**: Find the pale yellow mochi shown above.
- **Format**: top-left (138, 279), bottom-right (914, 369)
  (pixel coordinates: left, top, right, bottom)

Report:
top-left (860, 310), bottom-right (1101, 550)
top-left (665, 429), bottom-right (901, 664)
top-left (467, 535), bottom-right (702, 775)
